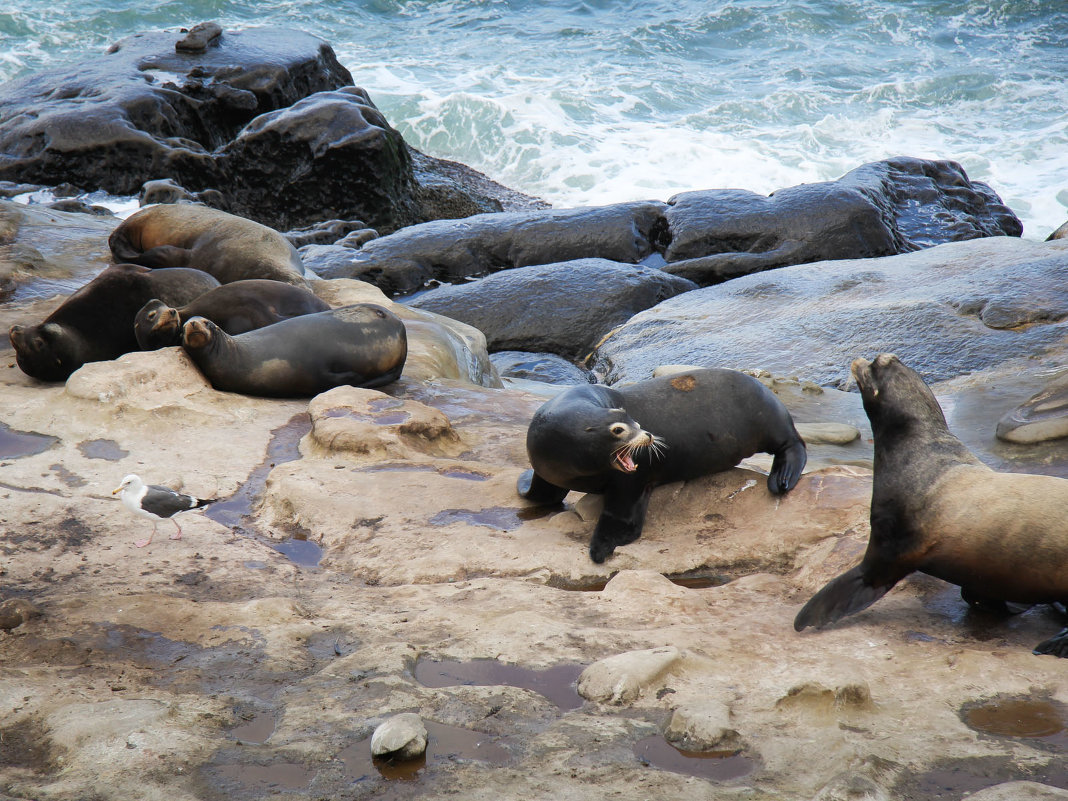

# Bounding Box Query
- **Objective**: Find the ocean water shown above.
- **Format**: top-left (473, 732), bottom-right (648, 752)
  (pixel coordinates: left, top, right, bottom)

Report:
top-left (2, 0), bottom-right (1066, 239)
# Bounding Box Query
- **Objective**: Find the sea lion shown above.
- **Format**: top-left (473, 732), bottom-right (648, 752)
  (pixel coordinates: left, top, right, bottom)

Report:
top-left (109, 204), bottom-right (307, 285)
top-left (518, 368), bottom-right (808, 563)
top-left (794, 353), bottom-right (1068, 657)
top-left (180, 304), bottom-right (407, 398)
top-left (135, 279), bottom-right (330, 350)
top-left (9, 263), bottom-right (219, 381)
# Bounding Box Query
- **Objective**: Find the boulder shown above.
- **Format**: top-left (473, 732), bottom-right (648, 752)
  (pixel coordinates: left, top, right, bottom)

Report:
top-left (491, 351), bottom-right (593, 386)
top-left (592, 237), bottom-right (1068, 387)
top-left (407, 258), bottom-right (696, 359)
top-left (576, 646), bottom-right (682, 705)
top-left (369, 713), bottom-right (428, 760)
top-left (662, 157), bottom-right (1022, 285)
top-left (996, 372), bottom-right (1068, 444)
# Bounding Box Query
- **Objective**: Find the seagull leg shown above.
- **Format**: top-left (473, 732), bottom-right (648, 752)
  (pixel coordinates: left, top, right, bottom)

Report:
top-left (135, 522), bottom-right (158, 549)
top-left (169, 518), bottom-right (183, 541)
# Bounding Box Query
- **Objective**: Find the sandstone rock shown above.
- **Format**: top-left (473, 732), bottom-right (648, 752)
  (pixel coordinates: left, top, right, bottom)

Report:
top-left (965, 782), bottom-right (1068, 800)
top-left (812, 772), bottom-right (889, 801)
top-left (577, 646), bottom-right (682, 705)
top-left (996, 371), bottom-right (1068, 443)
top-left (795, 423), bottom-right (860, 445)
top-left (663, 700), bottom-right (738, 752)
top-left (662, 157), bottom-right (1020, 286)
top-left (408, 258), bottom-right (696, 359)
top-left (592, 237), bottom-right (1068, 387)
top-left (304, 386), bottom-right (462, 460)
top-left (370, 712), bottom-right (428, 759)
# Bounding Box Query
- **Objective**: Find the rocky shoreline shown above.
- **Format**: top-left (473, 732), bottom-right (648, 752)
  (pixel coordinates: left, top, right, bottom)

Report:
top-left (2, 23), bottom-right (1067, 801)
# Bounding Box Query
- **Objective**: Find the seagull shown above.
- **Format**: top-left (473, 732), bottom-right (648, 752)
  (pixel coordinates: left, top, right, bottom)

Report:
top-left (112, 474), bottom-right (216, 548)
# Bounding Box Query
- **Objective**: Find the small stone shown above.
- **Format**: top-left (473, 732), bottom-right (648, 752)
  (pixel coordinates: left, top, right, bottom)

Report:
top-left (370, 713), bottom-right (427, 759)
top-left (175, 22), bottom-right (223, 53)
top-left (795, 422), bottom-right (860, 445)
top-left (0, 598), bottom-right (42, 631)
top-left (577, 646), bottom-right (682, 705)
top-left (995, 374), bottom-right (1068, 444)
top-left (664, 700), bottom-right (738, 751)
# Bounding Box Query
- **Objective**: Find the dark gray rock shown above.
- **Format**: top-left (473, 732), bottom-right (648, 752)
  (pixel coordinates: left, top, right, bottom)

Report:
top-left (662, 157), bottom-right (1022, 285)
top-left (491, 351), bottom-right (594, 385)
top-left (408, 257), bottom-right (695, 360)
top-left (285, 219), bottom-right (375, 248)
top-left (591, 238), bottom-right (1068, 387)
top-left (0, 26), bottom-right (540, 233)
top-left (331, 202), bottom-right (670, 295)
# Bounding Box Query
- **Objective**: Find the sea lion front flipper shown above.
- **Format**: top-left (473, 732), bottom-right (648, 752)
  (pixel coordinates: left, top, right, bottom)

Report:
top-left (588, 482), bottom-right (653, 564)
top-left (768, 439), bottom-right (807, 495)
top-left (132, 245), bottom-right (194, 269)
top-left (516, 469), bottom-right (569, 506)
top-left (793, 564), bottom-right (901, 631)
top-left (1033, 627), bottom-right (1068, 658)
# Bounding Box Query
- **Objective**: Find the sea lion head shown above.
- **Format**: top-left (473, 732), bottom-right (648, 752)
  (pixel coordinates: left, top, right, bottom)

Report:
top-left (134, 299), bottom-right (182, 350)
top-left (9, 322), bottom-right (83, 382)
top-left (181, 316), bottom-right (218, 351)
top-left (851, 353), bottom-right (947, 432)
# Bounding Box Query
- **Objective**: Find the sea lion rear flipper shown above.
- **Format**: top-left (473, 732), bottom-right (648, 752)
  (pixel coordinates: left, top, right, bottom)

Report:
top-left (516, 469), bottom-right (569, 505)
top-left (768, 440), bottom-right (807, 495)
top-left (793, 565), bottom-right (898, 631)
top-left (1033, 627), bottom-right (1068, 658)
top-left (588, 482), bottom-right (653, 564)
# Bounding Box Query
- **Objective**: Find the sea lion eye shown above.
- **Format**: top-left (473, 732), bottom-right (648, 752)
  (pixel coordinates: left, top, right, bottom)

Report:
top-left (147, 311), bottom-right (156, 320)
top-left (610, 424), bottom-right (627, 437)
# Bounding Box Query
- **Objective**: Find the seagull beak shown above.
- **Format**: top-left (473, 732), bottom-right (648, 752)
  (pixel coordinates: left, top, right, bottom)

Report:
top-left (111, 485), bottom-right (123, 495)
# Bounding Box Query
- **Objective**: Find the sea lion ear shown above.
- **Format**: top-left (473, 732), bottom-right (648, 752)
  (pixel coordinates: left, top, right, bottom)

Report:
top-left (40, 323), bottom-right (64, 340)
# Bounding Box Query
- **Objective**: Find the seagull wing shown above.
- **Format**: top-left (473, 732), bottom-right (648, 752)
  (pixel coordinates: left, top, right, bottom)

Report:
top-left (141, 485), bottom-right (208, 519)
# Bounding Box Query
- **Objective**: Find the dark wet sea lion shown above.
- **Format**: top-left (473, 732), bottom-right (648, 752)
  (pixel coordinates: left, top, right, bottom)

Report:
top-left (794, 353), bottom-right (1068, 657)
top-left (518, 368), bottom-right (808, 563)
top-left (9, 263), bottom-right (219, 381)
top-left (109, 204), bottom-right (307, 285)
top-left (180, 304), bottom-right (407, 398)
top-left (135, 279), bottom-right (330, 350)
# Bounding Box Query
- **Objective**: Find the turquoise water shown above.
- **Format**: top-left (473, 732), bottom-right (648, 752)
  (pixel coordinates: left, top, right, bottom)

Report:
top-left (2, 0), bottom-right (1066, 238)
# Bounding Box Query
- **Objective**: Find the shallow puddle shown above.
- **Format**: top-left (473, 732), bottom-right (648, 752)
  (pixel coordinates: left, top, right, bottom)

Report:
top-left (0, 423), bottom-right (57, 460)
top-left (414, 658), bottom-right (584, 710)
top-left (428, 506), bottom-right (527, 531)
top-left (76, 438), bottom-right (128, 461)
top-left (340, 720), bottom-right (513, 781)
top-left (206, 413), bottom-right (322, 567)
top-left (214, 762), bottom-right (314, 792)
top-left (633, 735), bottom-right (756, 782)
top-left (229, 710), bottom-right (276, 745)
top-left (961, 695), bottom-right (1068, 743)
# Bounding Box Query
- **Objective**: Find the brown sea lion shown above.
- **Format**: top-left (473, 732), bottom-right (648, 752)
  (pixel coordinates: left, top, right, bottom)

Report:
top-left (134, 279), bottom-right (330, 350)
top-left (108, 204), bottom-right (307, 285)
top-left (518, 368), bottom-right (808, 563)
top-left (794, 353), bottom-right (1068, 657)
top-left (180, 304), bottom-right (407, 398)
top-left (9, 263), bottom-right (219, 381)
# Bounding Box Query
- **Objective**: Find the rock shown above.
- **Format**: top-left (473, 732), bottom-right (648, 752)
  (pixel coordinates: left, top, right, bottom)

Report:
top-left (0, 27), bottom-right (532, 233)
top-left (996, 372), bottom-right (1068, 443)
top-left (0, 26), bottom-right (351, 196)
top-left (964, 782), bottom-right (1068, 800)
top-left (329, 202), bottom-right (669, 295)
top-left (285, 219), bottom-right (374, 248)
top-left (812, 772), bottom-right (889, 801)
top-left (491, 351), bottom-right (593, 386)
top-left (408, 258), bottom-right (696, 359)
top-left (592, 237), bottom-right (1068, 387)
top-left (663, 700), bottom-right (738, 751)
top-left (304, 387), bottom-right (462, 461)
top-left (662, 157), bottom-right (1021, 286)
top-left (1046, 220), bottom-right (1068, 241)
top-left (795, 423), bottom-right (860, 445)
top-left (369, 713), bottom-right (427, 759)
top-left (577, 646), bottom-right (682, 705)
top-left (0, 598), bottom-right (42, 630)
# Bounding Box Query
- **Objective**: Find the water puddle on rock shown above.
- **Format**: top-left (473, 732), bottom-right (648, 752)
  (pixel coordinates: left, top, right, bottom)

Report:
top-left (340, 720), bottom-right (513, 782)
top-left (961, 695), bottom-right (1068, 744)
top-left (633, 735), bottom-right (756, 782)
top-left (206, 413), bottom-right (322, 567)
top-left (229, 710), bottom-right (277, 745)
top-left (548, 569), bottom-right (730, 592)
top-left (414, 658), bottom-right (585, 711)
top-left (428, 506), bottom-right (527, 531)
top-left (76, 438), bottom-right (128, 461)
top-left (0, 423), bottom-right (57, 460)
top-left (214, 762), bottom-right (314, 793)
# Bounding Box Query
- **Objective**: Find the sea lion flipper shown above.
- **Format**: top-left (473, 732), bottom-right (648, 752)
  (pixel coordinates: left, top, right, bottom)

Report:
top-left (768, 440), bottom-right (807, 495)
top-left (1033, 627), bottom-right (1068, 658)
top-left (132, 245), bottom-right (194, 269)
top-left (589, 483), bottom-right (653, 564)
top-left (794, 565), bottom-right (897, 631)
top-left (517, 469), bottom-right (569, 505)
